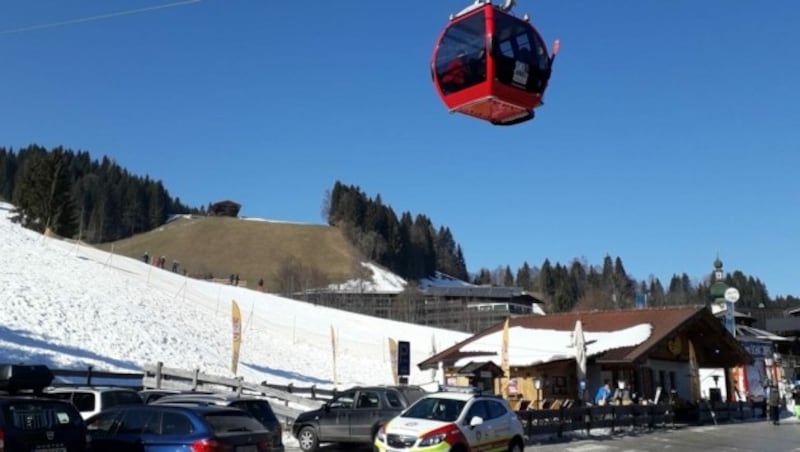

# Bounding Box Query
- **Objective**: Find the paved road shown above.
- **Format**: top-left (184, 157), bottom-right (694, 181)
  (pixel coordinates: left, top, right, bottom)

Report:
top-left (284, 416), bottom-right (800, 452)
top-left (529, 417), bottom-right (799, 452)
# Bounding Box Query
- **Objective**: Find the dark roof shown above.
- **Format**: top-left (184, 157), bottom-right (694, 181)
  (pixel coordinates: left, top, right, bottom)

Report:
top-left (417, 306), bottom-right (752, 369)
top-left (456, 361), bottom-right (503, 376)
top-left (423, 286), bottom-right (542, 302)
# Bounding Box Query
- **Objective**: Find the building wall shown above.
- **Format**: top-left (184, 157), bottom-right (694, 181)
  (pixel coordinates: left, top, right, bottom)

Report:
top-left (293, 291), bottom-right (537, 333)
top-left (644, 359), bottom-right (690, 402)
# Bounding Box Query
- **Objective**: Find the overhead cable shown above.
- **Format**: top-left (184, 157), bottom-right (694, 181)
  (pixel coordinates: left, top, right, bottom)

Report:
top-left (0, 0), bottom-right (202, 35)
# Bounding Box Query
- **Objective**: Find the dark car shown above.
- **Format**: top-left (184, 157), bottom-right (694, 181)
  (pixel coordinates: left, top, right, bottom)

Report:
top-left (0, 396), bottom-right (89, 451)
top-left (152, 392), bottom-right (284, 451)
top-left (85, 403), bottom-right (272, 451)
top-left (0, 364), bottom-right (89, 451)
top-left (292, 385), bottom-right (427, 452)
top-left (138, 389), bottom-right (212, 404)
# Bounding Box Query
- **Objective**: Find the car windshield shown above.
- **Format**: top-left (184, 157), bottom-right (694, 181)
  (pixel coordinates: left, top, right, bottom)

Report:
top-left (102, 390), bottom-right (144, 408)
top-left (232, 401), bottom-right (279, 427)
top-left (401, 398), bottom-right (466, 423)
top-left (203, 412), bottom-right (266, 433)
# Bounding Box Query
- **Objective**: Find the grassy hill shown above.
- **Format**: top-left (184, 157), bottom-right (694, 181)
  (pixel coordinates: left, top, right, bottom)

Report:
top-left (97, 216), bottom-right (367, 292)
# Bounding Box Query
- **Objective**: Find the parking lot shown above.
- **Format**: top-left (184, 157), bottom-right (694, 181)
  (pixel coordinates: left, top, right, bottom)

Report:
top-left (284, 416), bottom-right (800, 452)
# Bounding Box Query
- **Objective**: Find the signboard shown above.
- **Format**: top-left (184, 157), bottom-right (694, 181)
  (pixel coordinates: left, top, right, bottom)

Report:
top-left (725, 301), bottom-right (736, 337)
top-left (398, 340), bottom-right (410, 376)
top-left (724, 287), bottom-right (740, 303)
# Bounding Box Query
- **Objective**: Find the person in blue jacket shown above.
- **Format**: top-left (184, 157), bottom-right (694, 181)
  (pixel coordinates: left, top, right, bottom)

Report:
top-left (595, 380), bottom-right (611, 405)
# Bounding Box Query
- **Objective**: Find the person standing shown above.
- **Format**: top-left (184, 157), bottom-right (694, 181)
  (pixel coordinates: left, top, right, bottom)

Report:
top-left (612, 380), bottom-right (632, 405)
top-left (595, 380), bottom-right (611, 406)
top-left (792, 386), bottom-right (800, 419)
top-left (767, 382), bottom-right (781, 425)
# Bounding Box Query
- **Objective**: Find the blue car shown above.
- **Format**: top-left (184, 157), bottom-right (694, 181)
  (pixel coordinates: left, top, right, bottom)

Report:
top-left (85, 403), bottom-right (273, 451)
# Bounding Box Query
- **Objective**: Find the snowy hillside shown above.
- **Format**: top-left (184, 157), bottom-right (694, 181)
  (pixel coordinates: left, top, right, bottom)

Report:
top-left (0, 201), bottom-right (471, 389)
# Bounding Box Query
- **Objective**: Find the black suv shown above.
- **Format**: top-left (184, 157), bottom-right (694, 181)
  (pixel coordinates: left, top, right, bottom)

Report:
top-left (0, 364), bottom-right (89, 451)
top-left (292, 385), bottom-right (427, 452)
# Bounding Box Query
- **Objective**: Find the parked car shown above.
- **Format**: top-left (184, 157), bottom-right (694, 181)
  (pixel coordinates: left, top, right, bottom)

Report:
top-left (44, 386), bottom-right (144, 420)
top-left (374, 389), bottom-right (526, 452)
top-left (152, 392), bottom-right (284, 451)
top-left (138, 388), bottom-right (212, 404)
top-left (0, 363), bottom-right (90, 451)
top-left (85, 403), bottom-right (272, 451)
top-left (292, 385), bottom-right (427, 452)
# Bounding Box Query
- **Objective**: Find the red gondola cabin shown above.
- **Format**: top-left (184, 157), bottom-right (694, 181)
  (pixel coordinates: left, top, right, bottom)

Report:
top-left (432, 0), bottom-right (558, 126)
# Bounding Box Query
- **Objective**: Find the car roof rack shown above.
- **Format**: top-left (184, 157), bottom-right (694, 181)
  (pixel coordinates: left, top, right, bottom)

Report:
top-left (0, 364), bottom-right (54, 395)
top-left (438, 385), bottom-right (483, 394)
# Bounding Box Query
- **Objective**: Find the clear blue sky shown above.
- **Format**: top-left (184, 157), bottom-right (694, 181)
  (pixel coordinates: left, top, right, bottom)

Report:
top-left (1, 0), bottom-right (798, 297)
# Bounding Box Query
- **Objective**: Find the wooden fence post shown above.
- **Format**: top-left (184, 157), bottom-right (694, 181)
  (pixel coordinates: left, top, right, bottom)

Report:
top-left (155, 362), bottom-right (163, 389)
top-left (192, 369), bottom-right (199, 390)
top-left (87, 365), bottom-right (94, 386)
top-left (311, 385), bottom-right (316, 400)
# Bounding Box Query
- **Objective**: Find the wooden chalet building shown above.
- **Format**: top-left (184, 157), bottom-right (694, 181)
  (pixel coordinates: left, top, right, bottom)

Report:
top-left (418, 306), bottom-right (752, 411)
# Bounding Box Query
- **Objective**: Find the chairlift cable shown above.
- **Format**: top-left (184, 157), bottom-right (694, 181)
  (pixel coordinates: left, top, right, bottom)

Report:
top-left (0, 0), bottom-right (202, 35)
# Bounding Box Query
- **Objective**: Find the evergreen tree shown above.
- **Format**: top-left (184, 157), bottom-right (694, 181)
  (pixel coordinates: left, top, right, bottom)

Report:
top-left (503, 265), bottom-right (514, 287)
top-left (47, 149), bottom-right (78, 237)
top-left (11, 148), bottom-right (77, 236)
top-left (473, 268), bottom-right (492, 285)
top-left (539, 259), bottom-right (555, 304)
top-left (452, 245), bottom-right (468, 281)
top-left (516, 261), bottom-right (533, 290)
top-left (569, 259), bottom-right (587, 300)
top-left (648, 278), bottom-right (666, 307)
top-left (0, 148), bottom-right (18, 201)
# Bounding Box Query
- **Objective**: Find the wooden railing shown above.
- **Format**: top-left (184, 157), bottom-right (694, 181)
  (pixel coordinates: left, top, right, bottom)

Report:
top-left (517, 400), bottom-right (759, 438)
top-left (47, 364), bottom-right (337, 423)
top-left (51, 366), bottom-right (143, 387)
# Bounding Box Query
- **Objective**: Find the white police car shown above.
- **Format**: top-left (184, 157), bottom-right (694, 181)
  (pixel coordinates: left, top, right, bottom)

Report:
top-left (374, 390), bottom-right (525, 452)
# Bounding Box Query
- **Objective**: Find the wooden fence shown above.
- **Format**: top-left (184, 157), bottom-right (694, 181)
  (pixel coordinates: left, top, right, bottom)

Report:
top-left (141, 363), bottom-right (328, 421)
top-left (48, 364), bottom-right (337, 423)
top-left (51, 367), bottom-right (144, 387)
top-left (48, 365), bottom-right (766, 432)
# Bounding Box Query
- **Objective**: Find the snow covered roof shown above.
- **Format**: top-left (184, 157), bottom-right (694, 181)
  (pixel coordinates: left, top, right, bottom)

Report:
top-left (735, 325), bottom-right (792, 342)
top-left (454, 323), bottom-right (653, 368)
top-left (325, 265), bottom-right (538, 304)
top-left (419, 306), bottom-right (753, 370)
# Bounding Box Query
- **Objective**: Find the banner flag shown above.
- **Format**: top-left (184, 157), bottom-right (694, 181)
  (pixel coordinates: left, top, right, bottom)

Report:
top-left (389, 338), bottom-right (398, 385)
top-left (430, 334), bottom-right (437, 381)
top-left (501, 317), bottom-right (510, 398)
top-left (331, 325), bottom-right (337, 386)
top-left (231, 300), bottom-right (242, 375)
top-left (689, 339), bottom-right (701, 402)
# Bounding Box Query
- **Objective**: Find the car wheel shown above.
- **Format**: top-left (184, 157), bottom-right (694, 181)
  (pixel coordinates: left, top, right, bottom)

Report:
top-left (508, 439), bottom-right (524, 452)
top-left (297, 426), bottom-right (319, 452)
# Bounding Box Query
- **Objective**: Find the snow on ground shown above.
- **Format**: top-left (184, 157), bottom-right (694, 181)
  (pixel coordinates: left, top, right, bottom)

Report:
top-left (327, 262), bottom-right (407, 293)
top-left (0, 202), bottom-right (470, 391)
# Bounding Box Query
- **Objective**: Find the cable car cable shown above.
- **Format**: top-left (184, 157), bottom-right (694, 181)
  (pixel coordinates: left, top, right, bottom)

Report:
top-left (0, 0), bottom-right (202, 35)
